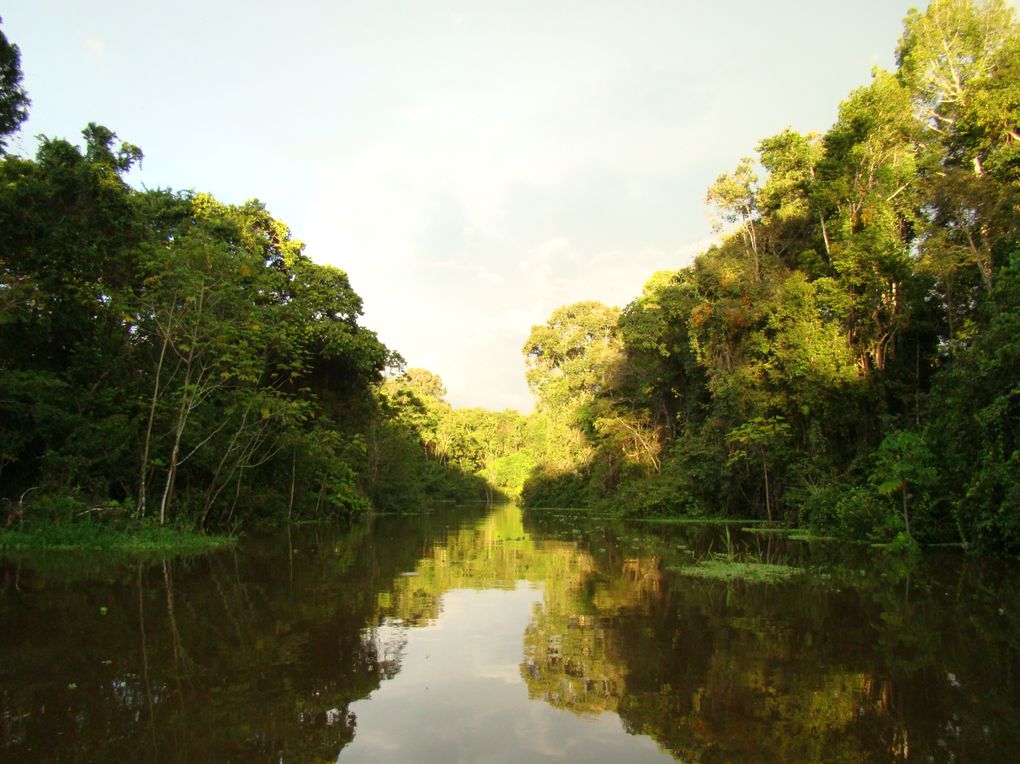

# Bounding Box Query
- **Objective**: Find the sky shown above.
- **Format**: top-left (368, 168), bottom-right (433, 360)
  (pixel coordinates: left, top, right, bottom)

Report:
top-left (2, 1), bottom-right (981, 411)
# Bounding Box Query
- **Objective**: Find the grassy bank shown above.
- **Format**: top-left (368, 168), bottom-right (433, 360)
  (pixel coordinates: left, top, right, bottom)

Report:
top-left (0, 521), bottom-right (235, 554)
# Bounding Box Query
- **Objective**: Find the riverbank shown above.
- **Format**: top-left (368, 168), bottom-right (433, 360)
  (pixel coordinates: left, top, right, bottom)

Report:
top-left (0, 521), bottom-right (235, 554)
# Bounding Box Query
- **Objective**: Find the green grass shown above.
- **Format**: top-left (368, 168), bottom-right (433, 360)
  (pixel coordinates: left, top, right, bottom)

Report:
top-left (0, 522), bottom-right (234, 554)
top-left (670, 559), bottom-right (802, 582)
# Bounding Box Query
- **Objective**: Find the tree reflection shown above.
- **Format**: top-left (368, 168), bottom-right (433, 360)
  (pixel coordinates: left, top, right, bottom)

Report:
top-left (2, 507), bottom-right (1018, 762)
top-left (506, 512), bottom-right (1018, 763)
top-left (0, 516), bottom-right (435, 761)
top-left (359, 506), bottom-right (1020, 762)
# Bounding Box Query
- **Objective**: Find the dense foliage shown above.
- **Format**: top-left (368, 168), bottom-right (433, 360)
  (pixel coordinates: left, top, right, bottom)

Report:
top-left (518, 0), bottom-right (1020, 555)
top-left (0, 21), bottom-right (496, 528)
top-left (3, 3), bottom-right (1019, 557)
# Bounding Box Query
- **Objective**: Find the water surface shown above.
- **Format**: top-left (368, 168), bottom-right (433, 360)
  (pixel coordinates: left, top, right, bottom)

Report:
top-left (2, 505), bottom-right (1018, 762)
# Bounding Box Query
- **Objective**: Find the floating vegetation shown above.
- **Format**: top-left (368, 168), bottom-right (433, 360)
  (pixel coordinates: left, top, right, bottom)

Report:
top-left (523, 506), bottom-right (595, 512)
top-left (670, 559), bottom-right (802, 583)
top-left (741, 527), bottom-right (839, 542)
top-left (634, 517), bottom-right (762, 526)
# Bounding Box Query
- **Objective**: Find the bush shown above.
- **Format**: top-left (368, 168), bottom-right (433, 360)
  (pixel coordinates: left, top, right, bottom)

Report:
top-left (603, 471), bottom-right (705, 517)
top-left (803, 483), bottom-right (901, 541)
top-left (520, 467), bottom-right (592, 508)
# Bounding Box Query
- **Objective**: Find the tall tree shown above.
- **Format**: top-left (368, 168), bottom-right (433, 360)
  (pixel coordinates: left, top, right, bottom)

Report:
top-left (523, 301), bottom-right (622, 410)
top-left (897, 0), bottom-right (1017, 148)
top-left (0, 18), bottom-right (29, 152)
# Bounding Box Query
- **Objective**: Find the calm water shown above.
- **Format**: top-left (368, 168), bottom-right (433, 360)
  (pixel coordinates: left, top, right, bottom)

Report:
top-left (2, 504), bottom-right (1019, 762)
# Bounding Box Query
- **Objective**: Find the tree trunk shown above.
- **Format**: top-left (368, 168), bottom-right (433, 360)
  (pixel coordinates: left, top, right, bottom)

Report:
top-left (159, 384), bottom-right (190, 526)
top-left (287, 447), bottom-right (297, 522)
top-left (138, 327), bottom-right (171, 518)
top-left (902, 480), bottom-right (911, 538)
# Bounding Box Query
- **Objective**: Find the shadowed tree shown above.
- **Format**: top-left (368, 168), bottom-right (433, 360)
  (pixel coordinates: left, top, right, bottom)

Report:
top-left (0, 18), bottom-right (29, 153)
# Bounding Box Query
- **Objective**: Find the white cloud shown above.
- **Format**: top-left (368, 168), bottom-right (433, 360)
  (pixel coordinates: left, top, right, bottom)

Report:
top-left (84, 36), bottom-right (106, 58)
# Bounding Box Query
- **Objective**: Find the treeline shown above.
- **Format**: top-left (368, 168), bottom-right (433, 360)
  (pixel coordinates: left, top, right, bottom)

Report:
top-left (3, 1), bottom-right (1020, 555)
top-left (517, 0), bottom-right (1020, 555)
top-left (0, 23), bottom-right (492, 529)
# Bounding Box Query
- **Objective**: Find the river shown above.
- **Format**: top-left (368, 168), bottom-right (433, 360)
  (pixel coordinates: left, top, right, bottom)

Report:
top-left (2, 504), bottom-right (1018, 762)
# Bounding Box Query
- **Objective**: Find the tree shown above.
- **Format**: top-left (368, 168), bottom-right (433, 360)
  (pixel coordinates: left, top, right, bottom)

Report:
top-left (926, 250), bottom-right (1020, 553)
top-left (523, 301), bottom-right (622, 410)
top-left (817, 70), bottom-right (921, 374)
top-left (0, 126), bottom-right (144, 500)
top-left (905, 3), bottom-right (1020, 311)
top-left (756, 130), bottom-right (829, 271)
top-left (870, 430), bottom-right (936, 538)
top-left (381, 369), bottom-right (451, 460)
top-left (897, 0), bottom-right (1017, 146)
top-left (706, 158), bottom-right (762, 281)
top-left (401, 368), bottom-right (447, 401)
top-left (134, 218), bottom-right (291, 524)
top-left (726, 416), bottom-right (792, 522)
top-left (616, 269), bottom-right (706, 439)
top-left (0, 18), bottom-right (29, 152)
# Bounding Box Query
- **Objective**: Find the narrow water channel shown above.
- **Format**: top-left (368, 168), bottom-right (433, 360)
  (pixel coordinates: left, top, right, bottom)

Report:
top-left (2, 504), bottom-right (1018, 762)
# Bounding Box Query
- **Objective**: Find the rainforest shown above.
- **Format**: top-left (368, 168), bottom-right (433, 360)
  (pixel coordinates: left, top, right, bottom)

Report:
top-left (3, 3), bottom-right (1020, 762)
top-left (4, 1), bottom-right (1019, 554)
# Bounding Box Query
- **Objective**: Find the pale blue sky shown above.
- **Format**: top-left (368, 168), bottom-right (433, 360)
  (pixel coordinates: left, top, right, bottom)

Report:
top-left (2, 1), bottom-right (978, 410)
